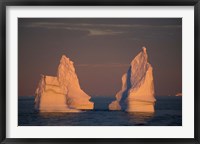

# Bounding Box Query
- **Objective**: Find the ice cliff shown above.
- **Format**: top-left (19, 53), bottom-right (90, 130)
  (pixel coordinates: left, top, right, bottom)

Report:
top-left (35, 55), bottom-right (94, 112)
top-left (109, 47), bottom-right (156, 112)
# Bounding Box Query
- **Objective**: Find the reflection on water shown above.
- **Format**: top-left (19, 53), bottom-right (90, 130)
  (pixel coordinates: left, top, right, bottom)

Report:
top-left (18, 96), bottom-right (182, 126)
top-left (39, 112), bottom-right (71, 118)
top-left (36, 111), bottom-right (155, 126)
top-left (128, 112), bottom-right (154, 125)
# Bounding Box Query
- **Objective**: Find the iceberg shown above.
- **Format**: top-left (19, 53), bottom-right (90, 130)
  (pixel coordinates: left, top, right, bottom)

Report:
top-left (109, 47), bottom-right (156, 112)
top-left (35, 55), bottom-right (94, 112)
top-left (175, 93), bottom-right (182, 96)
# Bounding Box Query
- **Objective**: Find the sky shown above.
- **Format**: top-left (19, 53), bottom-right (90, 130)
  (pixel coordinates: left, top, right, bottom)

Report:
top-left (18, 18), bottom-right (182, 97)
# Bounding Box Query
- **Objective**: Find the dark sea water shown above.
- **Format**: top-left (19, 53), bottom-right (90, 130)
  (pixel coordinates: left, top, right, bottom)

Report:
top-left (18, 96), bottom-right (182, 126)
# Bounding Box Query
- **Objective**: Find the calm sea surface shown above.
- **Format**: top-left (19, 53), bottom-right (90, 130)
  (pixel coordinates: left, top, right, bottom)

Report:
top-left (18, 96), bottom-right (182, 126)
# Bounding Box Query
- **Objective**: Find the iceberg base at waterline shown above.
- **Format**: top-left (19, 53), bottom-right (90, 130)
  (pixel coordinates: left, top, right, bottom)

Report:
top-left (126, 100), bottom-right (155, 112)
top-left (34, 76), bottom-right (81, 112)
top-left (109, 100), bottom-right (155, 113)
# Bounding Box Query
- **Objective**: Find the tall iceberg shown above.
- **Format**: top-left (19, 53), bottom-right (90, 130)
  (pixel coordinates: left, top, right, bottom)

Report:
top-left (109, 47), bottom-right (156, 112)
top-left (35, 55), bottom-right (94, 112)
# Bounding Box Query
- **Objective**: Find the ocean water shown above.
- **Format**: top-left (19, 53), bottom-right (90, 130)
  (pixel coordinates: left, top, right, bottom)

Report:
top-left (18, 96), bottom-right (182, 126)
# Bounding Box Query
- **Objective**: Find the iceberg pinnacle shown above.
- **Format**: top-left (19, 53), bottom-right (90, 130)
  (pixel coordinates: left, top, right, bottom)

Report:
top-left (35, 55), bottom-right (94, 112)
top-left (109, 47), bottom-right (156, 112)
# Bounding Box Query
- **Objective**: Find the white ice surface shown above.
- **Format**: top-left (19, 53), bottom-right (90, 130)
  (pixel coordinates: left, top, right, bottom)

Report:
top-left (35, 55), bottom-right (94, 112)
top-left (109, 47), bottom-right (155, 112)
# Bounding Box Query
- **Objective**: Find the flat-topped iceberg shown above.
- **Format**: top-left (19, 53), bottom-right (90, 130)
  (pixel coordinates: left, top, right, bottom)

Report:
top-left (109, 47), bottom-right (156, 112)
top-left (35, 55), bottom-right (94, 112)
